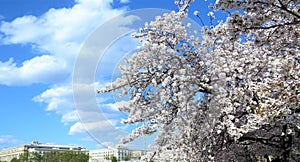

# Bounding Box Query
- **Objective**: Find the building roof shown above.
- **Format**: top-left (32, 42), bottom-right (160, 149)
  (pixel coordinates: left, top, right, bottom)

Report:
top-left (1, 141), bottom-right (86, 152)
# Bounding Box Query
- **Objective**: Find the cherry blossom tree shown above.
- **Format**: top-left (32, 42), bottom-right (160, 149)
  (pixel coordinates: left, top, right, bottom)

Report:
top-left (98, 0), bottom-right (299, 161)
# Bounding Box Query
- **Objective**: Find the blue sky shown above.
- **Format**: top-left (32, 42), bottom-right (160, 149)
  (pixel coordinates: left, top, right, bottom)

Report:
top-left (0, 0), bottom-right (217, 150)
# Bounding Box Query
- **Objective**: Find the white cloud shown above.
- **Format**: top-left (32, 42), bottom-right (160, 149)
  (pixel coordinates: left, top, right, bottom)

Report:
top-left (120, 0), bottom-right (130, 3)
top-left (0, 56), bottom-right (68, 85)
top-left (0, 0), bottom-right (126, 86)
top-left (33, 85), bottom-right (78, 124)
top-left (0, 0), bottom-right (137, 145)
top-left (105, 101), bottom-right (129, 112)
top-left (69, 119), bottom-right (126, 144)
top-left (100, 141), bottom-right (114, 147)
top-left (33, 86), bottom-right (73, 111)
top-left (0, 135), bottom-right (23, 150)
top-left (0, 15), bottom-right (46, 44)
top-left (69, 120), bottom-right (121, 136)
top-left (0, 0), bottom-right (124, 46)
top-left (0, 0), bottom-right (157, 148)
top-left (33, 82), bottom-right (128, 144)
top-left (62, 111), bottom-right (79, 124)
top-left (69, 122), bottom-right (86, 135)
top-left (70, 82), bottom-right (129, 143)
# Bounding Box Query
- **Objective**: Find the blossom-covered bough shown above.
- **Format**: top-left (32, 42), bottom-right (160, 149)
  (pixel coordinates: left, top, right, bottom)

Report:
top-left (98, 0), bottom-right (299, 161)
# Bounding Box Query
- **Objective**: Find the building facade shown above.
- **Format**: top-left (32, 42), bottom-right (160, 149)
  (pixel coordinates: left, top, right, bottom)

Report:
top-left (0, 145), bottom-right (26, 162)
top-left (89, 145), bottom-right (131, 162)
top-left (0, 141), bottom-right (86, 162)
top-left (89, 146), bottom-right (148, 162)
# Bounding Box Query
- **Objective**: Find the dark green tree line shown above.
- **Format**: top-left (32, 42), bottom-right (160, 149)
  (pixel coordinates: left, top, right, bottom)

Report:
top-left (10, 151), bottom-right (88, 162)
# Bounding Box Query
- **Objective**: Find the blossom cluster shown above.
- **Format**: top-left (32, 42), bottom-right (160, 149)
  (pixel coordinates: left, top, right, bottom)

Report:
top-left (99, 0), bottom-right (299, 161)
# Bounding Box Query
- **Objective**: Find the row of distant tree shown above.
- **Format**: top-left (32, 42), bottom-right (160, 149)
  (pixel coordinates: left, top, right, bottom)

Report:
top-left (103, 154), bottom-right (131, 162)
top-left (8, 151), bottom-right (89, 162)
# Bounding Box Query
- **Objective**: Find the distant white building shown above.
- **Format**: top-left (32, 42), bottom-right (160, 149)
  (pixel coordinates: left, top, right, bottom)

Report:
top-left (0, 141), bottom-right (87, 162)
top-left (89, 145), bottom-right (148, 162)
top-left (130, 150), bottom-right (148, 161)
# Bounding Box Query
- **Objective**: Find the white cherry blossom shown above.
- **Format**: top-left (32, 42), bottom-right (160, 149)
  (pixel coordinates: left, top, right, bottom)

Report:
top-left (99, 0), bottom-right (300, 161)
